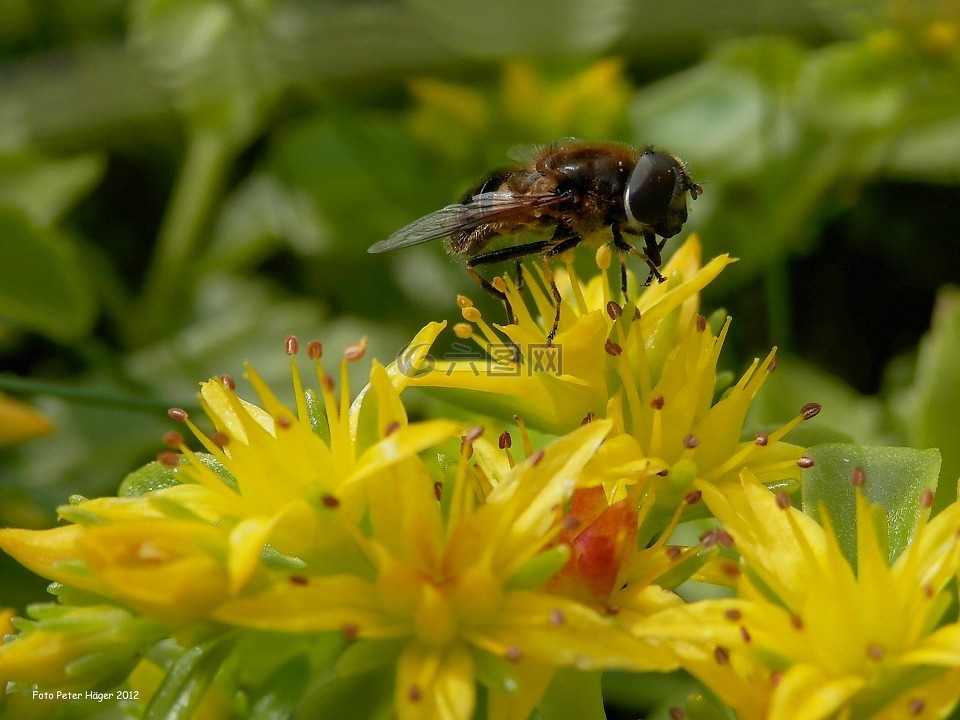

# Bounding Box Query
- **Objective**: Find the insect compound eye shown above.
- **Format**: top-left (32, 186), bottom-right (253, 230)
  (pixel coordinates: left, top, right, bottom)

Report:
top-left (625, 151), bottom-right (679, 226)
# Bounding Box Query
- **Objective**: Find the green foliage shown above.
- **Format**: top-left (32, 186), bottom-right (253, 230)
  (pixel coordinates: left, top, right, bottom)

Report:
top-left (802, 444), bottom-right (941, 566)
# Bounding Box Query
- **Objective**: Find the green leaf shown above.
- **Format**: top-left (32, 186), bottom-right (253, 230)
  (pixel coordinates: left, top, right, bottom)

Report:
top-left (901, 286), bottom-right (960, 510)
top-left (0, 207), bottom-right (96, 340)
top-left (144, 634), bottom-right (236, 720)
top-left (269, 114), bottom-right (427, 246)
top-left (802, 443), bottom-right (941, 567)
top-left (298, 662), bottom-right (394, 720)
top-left (118, 461), bottom-right (183, 497)
top-left (128, 0), bottom-right (277, 143)
top-left (0, 153), bottom-right (105, 227)
top-left (538, 669), bottom-right (605, 720)
top-left (247, 655), bottom-right (310, 720)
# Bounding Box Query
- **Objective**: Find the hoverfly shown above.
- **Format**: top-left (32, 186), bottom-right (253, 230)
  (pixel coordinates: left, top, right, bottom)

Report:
top-left (369, 140), bottom-right (702, 342)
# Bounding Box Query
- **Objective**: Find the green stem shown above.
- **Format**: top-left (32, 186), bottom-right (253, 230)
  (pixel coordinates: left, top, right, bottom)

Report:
top-left (135, 130), bottom-right (233, 345)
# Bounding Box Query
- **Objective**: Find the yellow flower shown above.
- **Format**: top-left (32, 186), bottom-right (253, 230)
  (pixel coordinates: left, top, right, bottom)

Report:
top-left (636, 469), bottom-right (960, 720)
top-left (407, 58), bottom-right (632, 161)
top-left (213, 420), bottom-right (678, 720)
top-left (399, 236), bottom-right (728, 432)
top-left (0, 338), bottom-right (462, 628)
top-left (0, 603), bottom-right (166, 688)
top-left (401, 236), bottom-right (815, 510)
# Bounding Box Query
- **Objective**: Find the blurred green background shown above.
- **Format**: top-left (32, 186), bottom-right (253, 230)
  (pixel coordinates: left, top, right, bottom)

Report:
top-left (1, 0), bottom-right (959, 640)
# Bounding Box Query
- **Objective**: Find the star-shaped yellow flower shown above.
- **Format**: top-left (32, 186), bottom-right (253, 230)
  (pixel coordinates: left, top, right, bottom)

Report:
top-left (213, 420), bottom-right (678, 720)
top-left (635, 469), bottom-right (960, 720)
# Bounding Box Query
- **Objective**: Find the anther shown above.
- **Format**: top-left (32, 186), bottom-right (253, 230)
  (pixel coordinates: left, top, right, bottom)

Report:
top-left (724, 608), bottom-right (742, 622)
top-left (341, 623), bottom-right (359, 640)
top-left (606, 301), bottom-right (623, 320)
top-left (307, 341), bottom-right (323, 359)
top-left (755, 432), bottom-right (768, 446)
top-left (498, 431), bottom-right (512, 449)
top-left (700, 528), bottom-right (733, 548)
top-left (464, 425), bottom-right (484, 443)
top-left (454, 323), bottom-right (473, 339)
top-left (492, 277), bottom-right (507, 293)
top-left (157, 451), bottom-right (180, 468)
top-left (595, 244), bottom-right (612, 270)
top-left (651, 396), bottom-right (664, 410)
top-left (604, 339), bottom-right (622, 356)
top-left (562, 515), bottom-right (580, 532)
top-left (407, 685), bottom-right (422, 702)
top-left (767, 354), bottom-right (779, 373)
top-left (666, 546), bottom-right (682, 560)
top-left (167, 407), bottom-right (189, 422)
top-left (921, 488), bottom-right (934, 509)
top-left (285, 335), bottom-right (299, 355)
top-left (580, 412), bottom-right (595, 425)
top-left (801, 402), bottom-right (821, 420)
top-left (908, 698), bottom-right (925, 715)
top-left (504, 645), bottom-right (522, 662)
top-left (344, 340), bottom-right (367, 362)
top-left (775, 491), bottom-right (791, 510)
top-left (290, 575), bottom-right (308, 585)
top-left (210, 431), bottom-right (230, 449)
top-left (276, 415), bottom-right (293, 430)
top-left (162, 431), bottom-right (183, 448)
top-left (797, 456), bottom-right (815, 469)
top-left (668, 708), bottom-right (685, 720)
top-left (851, 466), bottom-right (866, 487)
top-left (714, 646), bottom-right (730, 664)
top-left (321, 494), bottom-right (340, 509)
top-left (456, 295), bottom-right (473, 309)
top-left (696, 315), bottom-right (707, 332)
top-left (434, 482), bottom-right (443, 501)
top-left (684, 490), bottom-right (703, 505)
top-left (740, 626), bottom-right (752, 643)
top-left (683, 434), bottom-right (699, 449)
top-left (220, 374), bottom-right (236, 390)
top-left (530, 449), bottom-right (545, 466)
top-left (866, 642), bottom-right (885, 661)
top-left (722, 562), bottom-right (741, 578)
top-left (462, 307), bottom-right (482, 322)
top-left (790, 614), bottom-right (804, 630)
top-left (384, 421), bottom-right (400, 437)
top-left (549, 609), bottom-right (565, 627)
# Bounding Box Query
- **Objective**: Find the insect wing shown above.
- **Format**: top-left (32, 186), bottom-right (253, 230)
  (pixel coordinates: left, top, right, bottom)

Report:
top-left (367, 192), bottom-right (563, 253)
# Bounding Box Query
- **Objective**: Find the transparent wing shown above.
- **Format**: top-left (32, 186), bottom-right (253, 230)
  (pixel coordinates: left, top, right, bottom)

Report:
top-left (367, 192), bottom-right (564, 253)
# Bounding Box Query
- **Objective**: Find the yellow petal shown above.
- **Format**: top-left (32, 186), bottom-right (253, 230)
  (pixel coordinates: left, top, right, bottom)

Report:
top-left (396, 641), bottom-right (475, 720)
top-left (0, 395), bottom-right (53, 445)
top-left (213, 575), bottom-right (403, 635)
top-left (0, 525), bottom-right (99, 591)
top-left (769, 664), bottom-right (865, 720)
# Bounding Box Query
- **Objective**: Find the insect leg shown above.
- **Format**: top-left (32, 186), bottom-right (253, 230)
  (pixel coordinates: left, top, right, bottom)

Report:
top-left (615, 225), bottom-right (665, 287)
top-left (539, 227), bottom-right (583, 345)
top-left (466, 239), bottom-right (554, 330)
top-left (466, 239), bottom-right (554, 267)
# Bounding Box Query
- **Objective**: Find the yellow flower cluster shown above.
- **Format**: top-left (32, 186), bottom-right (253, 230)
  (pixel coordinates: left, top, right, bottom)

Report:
top-left (2, 236), bottom-right (959, 720)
